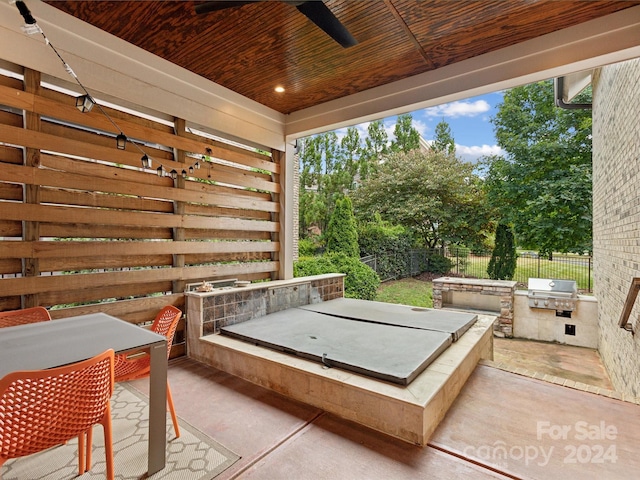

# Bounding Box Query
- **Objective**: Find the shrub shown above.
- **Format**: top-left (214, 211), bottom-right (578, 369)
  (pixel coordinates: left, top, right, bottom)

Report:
top-left (487, 223), bottom-right (517, 280)
top-left (293, 253), bottom-right (381, 300)
top-left (325, 197), bottom-right (359, 257)
top-left (357, 216), bottom-right (414, 279)
top-left (293, 256), bottom-right (336, 277)
top-left (327, 252), bottom-right (380, 300)
top-left (426, 253), bottom-right (453, 274)
top-left (358, 216), bottom-right (413, 254)
top-left (298, 237), bottom-right (321, 257)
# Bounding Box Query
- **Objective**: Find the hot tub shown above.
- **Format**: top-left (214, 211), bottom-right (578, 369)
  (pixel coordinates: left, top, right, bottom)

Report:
top-left (220, 298), bottom-right (477, 385)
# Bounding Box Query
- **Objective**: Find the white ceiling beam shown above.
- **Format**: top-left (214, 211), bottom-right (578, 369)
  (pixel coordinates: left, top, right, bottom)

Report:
top-left (562, 71), bottom-right (593, 102)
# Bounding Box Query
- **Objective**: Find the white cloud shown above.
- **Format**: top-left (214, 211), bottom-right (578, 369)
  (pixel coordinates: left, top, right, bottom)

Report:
top-left (383, 119), bottom-right (396, 141)
top-left (456, 144), bottom-right (504, 163)
top-left (425, 100), bottom-right (491, 118)
top-left (313, 116), bottom-right (432, 148)
top-left (332, 123), bottom-right (371, 143)
top-left (411, 118), bottom-right (429, 137)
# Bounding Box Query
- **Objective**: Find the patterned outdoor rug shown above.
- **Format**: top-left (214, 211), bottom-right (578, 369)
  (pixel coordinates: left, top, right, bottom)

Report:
top-left (1, 383), bottom-right (240, 480)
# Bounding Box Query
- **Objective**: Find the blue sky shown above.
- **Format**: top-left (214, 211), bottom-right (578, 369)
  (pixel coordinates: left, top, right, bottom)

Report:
top-left (335, 90), bottom-right (505, 163)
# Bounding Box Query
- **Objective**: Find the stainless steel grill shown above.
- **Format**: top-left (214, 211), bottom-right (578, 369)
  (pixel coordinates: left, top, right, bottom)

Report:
top-left (527, 278), bottom-right (578, 311)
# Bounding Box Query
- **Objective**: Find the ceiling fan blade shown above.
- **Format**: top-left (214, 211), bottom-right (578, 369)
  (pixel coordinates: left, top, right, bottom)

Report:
top-left (196, 1), bottom-right (357, 49)
top-left (295, 1), bottom-right (357, 48)
top-left (195, 1), bottom-right (259, 15)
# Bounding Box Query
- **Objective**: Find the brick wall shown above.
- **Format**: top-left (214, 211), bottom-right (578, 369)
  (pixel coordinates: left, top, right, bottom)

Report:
top-left (592, 58), bottom-right (640, 396)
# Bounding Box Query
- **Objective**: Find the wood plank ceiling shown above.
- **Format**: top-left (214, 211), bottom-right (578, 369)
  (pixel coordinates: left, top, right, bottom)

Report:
top-left (46, 1), bottom-right (637, 115)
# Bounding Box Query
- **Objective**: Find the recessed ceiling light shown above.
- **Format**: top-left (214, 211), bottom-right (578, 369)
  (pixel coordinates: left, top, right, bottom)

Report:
top-left (274, 86), bottom-right (285, 93)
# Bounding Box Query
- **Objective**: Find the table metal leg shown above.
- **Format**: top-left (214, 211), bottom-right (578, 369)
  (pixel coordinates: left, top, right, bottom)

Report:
top-left (148, 341), bottom-right (167, 474)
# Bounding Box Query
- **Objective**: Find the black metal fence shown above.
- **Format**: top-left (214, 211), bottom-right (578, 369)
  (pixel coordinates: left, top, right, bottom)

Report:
top-left (445, 248), bottom-right (592, 292)
top-left (361, 248), bottom-right (593, 292)
top-left (360, 249), bottom-right (427, 283)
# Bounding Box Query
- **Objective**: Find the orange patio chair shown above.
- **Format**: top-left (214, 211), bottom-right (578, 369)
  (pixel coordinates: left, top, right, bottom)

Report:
top-left (114, 305), bottom-right (182, 437)
top-left (0, 306), bottom-right (90, 472)
top-left (0, 306), bottom-right (51, 328)
top-left (0, 349), bottom-right (115, 480)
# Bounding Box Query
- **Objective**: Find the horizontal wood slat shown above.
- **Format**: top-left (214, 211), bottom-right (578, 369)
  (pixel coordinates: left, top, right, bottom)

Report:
top-left (0, 240), bottom-right (278, 259)
top-left (40, 255), bottom-right (173, 272)
top-left (0, 261), bottom-right (278, 296)
top-left (41, 186), bottom-right (174, 213)
top-left (41, 224), bottom-right (173, 240)
top-left (0, 84), bottom-right (279, 173)
top-left (48, 293), bottom-right (185, 322)
top-left (0, 203), bottom-right (280, 232)
top-left (0, 66), bottom-right (282, 328)
top-left (38, 281), bottom-right (174, 306)
top-left (0, 141), bottom-right (280, 213)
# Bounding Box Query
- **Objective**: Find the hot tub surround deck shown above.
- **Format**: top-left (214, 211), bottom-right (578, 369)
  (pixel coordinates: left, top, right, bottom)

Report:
top-left (185, 275), bottom-right (494, 445)
top-left (197, 314), bottom-right (494, 445)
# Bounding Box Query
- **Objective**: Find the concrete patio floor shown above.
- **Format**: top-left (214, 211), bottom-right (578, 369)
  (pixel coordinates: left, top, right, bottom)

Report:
top-left (124, 340), bottom-right (640, 480)
top-left (492, 337), bottom-right (614, 390)
top-left (124, 336), bottom-right (640, 480)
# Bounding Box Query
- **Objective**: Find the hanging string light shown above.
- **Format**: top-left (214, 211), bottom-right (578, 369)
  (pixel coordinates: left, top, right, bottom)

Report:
top-left (12, 0), bottom-right (207, 178)
top-left (116, 133), bottom-right (127, 150)
top-left (75, 94), bottom-right (95, 112)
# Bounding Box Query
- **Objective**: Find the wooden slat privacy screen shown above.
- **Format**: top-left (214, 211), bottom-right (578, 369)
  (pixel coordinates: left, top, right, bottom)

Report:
top-left (0, 66), bottom-right (282, 352)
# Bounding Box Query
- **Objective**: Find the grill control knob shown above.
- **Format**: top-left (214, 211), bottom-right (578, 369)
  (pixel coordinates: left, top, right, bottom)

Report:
top-left (544, 300), bottom-right (549, 306)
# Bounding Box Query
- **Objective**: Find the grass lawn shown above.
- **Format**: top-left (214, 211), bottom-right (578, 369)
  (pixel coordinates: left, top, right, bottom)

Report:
top-left (375, 277), bottom-right (433, 307)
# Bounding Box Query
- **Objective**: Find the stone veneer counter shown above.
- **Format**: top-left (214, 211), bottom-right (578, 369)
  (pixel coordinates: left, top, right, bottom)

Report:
top-left (433, 277), bottom-right (517, 337)
top-left (185, 274), bottom-right (345, 359)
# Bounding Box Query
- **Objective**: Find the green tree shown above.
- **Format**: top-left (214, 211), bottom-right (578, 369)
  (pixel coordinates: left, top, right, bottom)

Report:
top-left (298, 132), bottom-right (347, 236)
top-left (431, 120), bottom-right (456, 156)
top-left (359, 120), bottom-right (388, 181)
top-left (325, 197), bottom-right (359, 257)
top-left (390, 114), bottom-right (420, 153)
top-left (483, 80), bottom-right (592, 255)
top-left (338, 126), bottom-right (361, 190)
top-left (487, 223), bottom-right (517, 280)
top-left (352, 149), bottom-right (491, 249)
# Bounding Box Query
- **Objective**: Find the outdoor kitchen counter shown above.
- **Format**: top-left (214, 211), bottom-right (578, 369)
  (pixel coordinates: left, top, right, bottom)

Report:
top-left (432, 277), bottom-right (517, 337)
top-left (513, 290), bottom-right (598, 348)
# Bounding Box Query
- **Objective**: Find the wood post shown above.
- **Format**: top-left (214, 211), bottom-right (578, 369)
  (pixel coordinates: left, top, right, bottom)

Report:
top-left (22, 68), bottom-right (41, 308)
